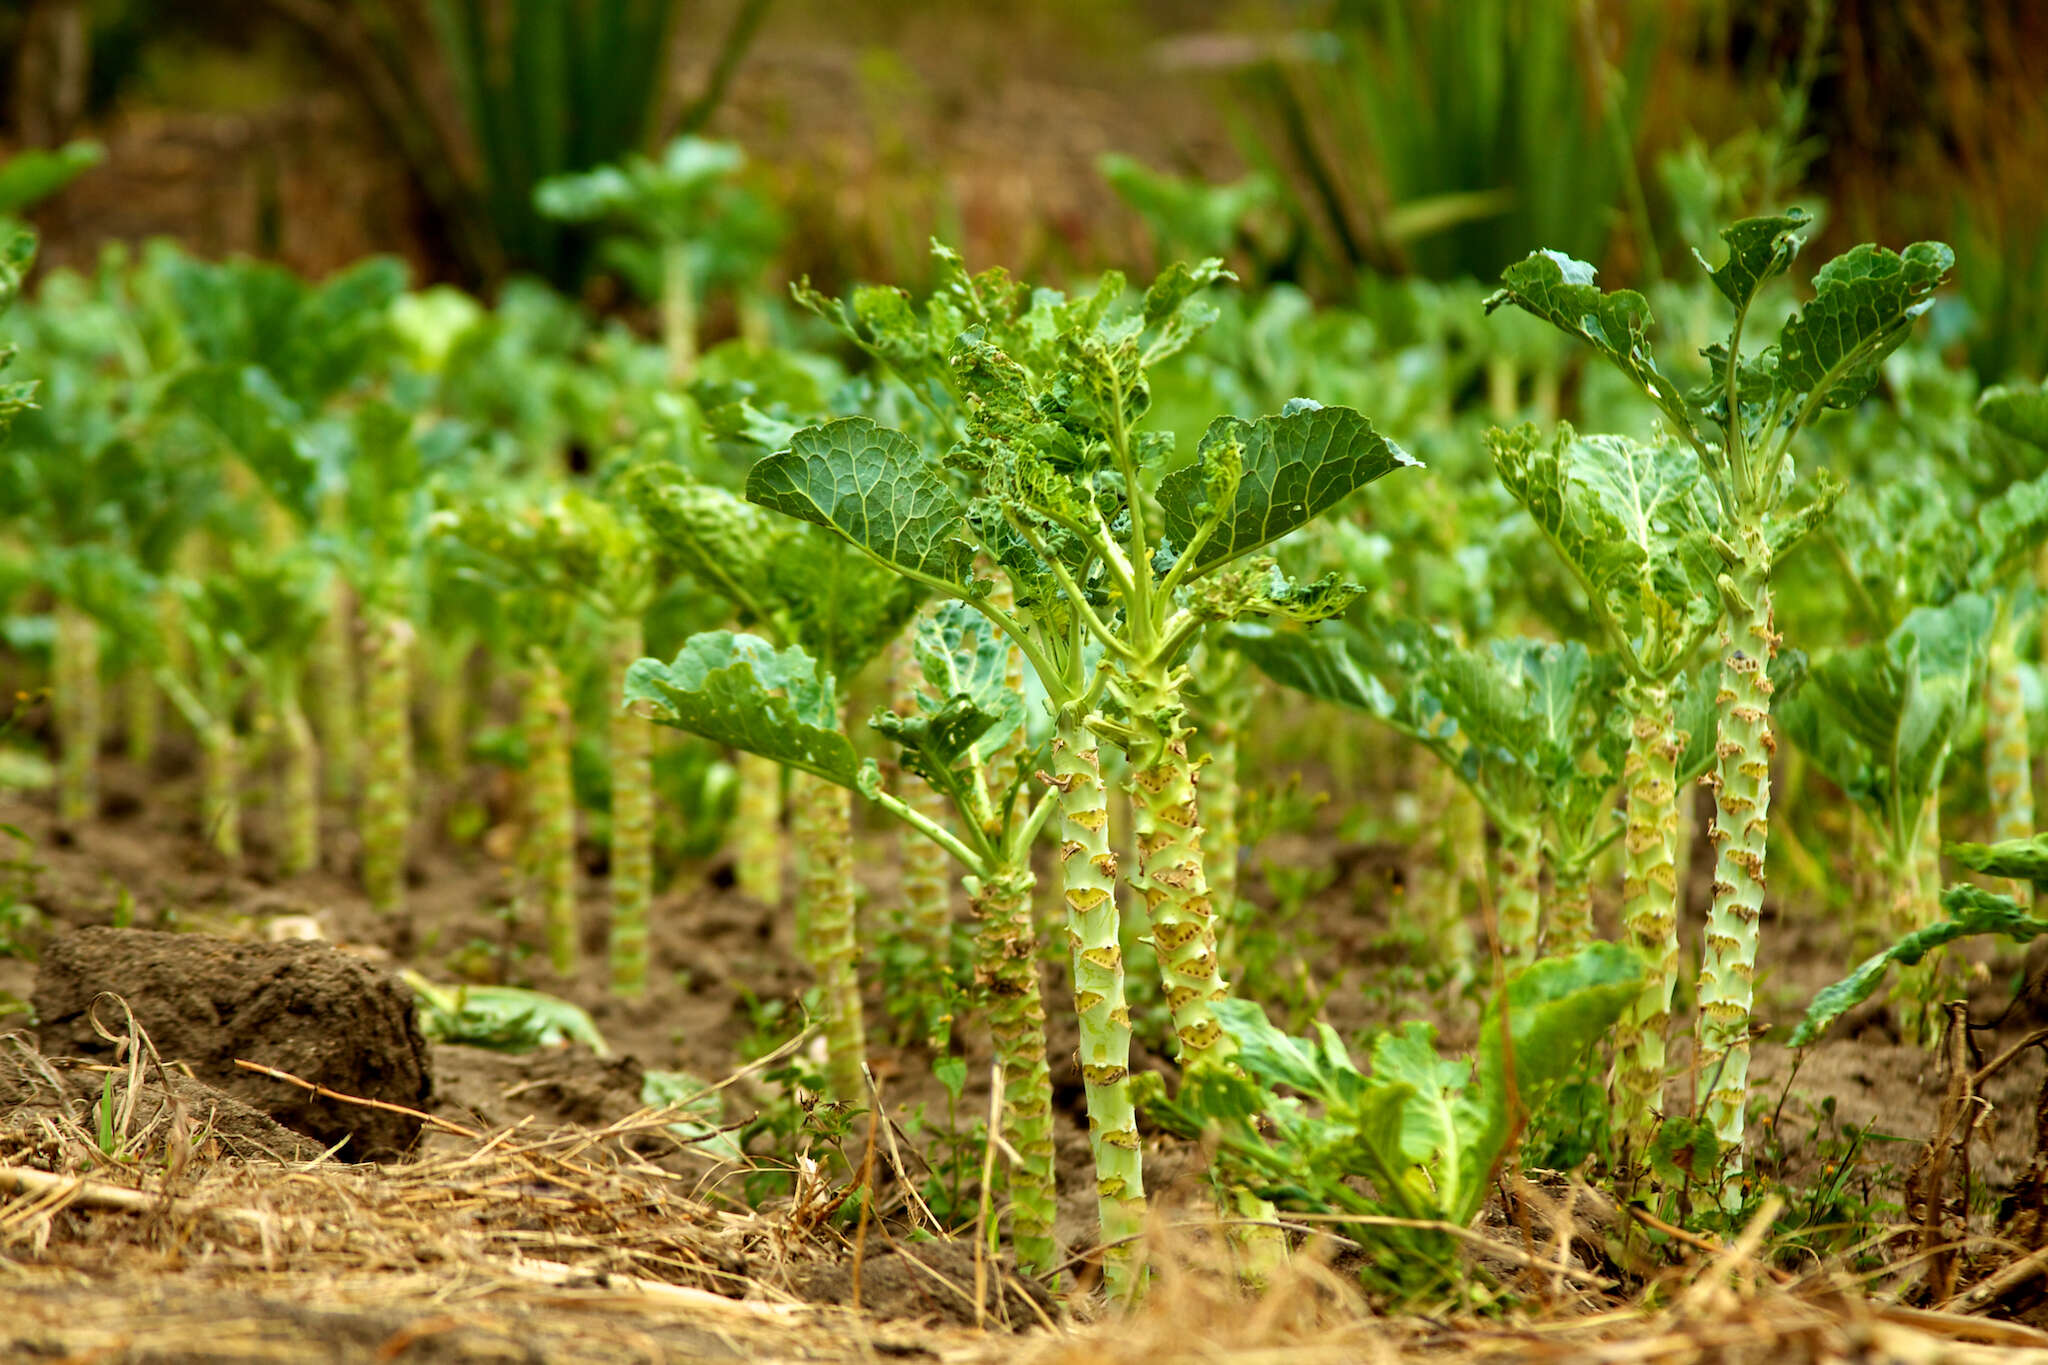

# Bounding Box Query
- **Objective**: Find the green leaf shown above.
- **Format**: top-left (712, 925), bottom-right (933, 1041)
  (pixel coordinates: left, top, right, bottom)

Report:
top-left (1648, 1116), bottom-right (1724, 1185)
top-left (1943, 834), bottom-right (2048, 886)
top-left (1489, 422), bottom-right (1718, 674)
top-left (1485, 251), bottom-right (1677, 411)
top-left (1692, 210), bottom-right (1811, 311)
top-left (1158, 402), bottom-right (1419, 576)
top-left (403, 972), bottom-right (611, 1056)
top-left (624, 631), bottom-right (866, 790)
top-left (746, 417), bottom-right (976, 587)
top-left (1790, 885), bottom-right (2048, 1046)
top-left (1972, 472), bottom-right (2048, 588)
top-left (1457, 942), bottom-right (1643, 1221)
top-left (641, 1069), bottom-right (745, 1163)
top-left (0, 140), bottom-right (104, 217)
top-left (1979, 381), bottom-right (2048, 451)
top-left (1774, 240), bottom-right (1954, 413)
top-left (1225, 621), bottom-right (1400, 723)
top-left (632, 474), bottom-right (780, 623)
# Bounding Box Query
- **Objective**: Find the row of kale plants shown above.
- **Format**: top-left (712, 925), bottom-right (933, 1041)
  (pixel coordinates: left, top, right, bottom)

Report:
top-left (3, 149), bottom-right (2047, 1299)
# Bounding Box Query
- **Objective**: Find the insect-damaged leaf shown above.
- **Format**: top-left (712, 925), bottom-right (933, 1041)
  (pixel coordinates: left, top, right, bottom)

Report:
top-left (1485, 251), bottom-right (1677, 408)
top-left (1791, 885), bottom-right (2048, 1046)
top-left (1157, 401), bottom-right (1418, 577)
top-left (624, 631), bottom-right (866, 790)
top-left (1773, 240), bottom-right (1954, 412)
top-left (1693, 210), bottom-right (1811, 312)
top-left (747, 416), bottom-right (977, 588)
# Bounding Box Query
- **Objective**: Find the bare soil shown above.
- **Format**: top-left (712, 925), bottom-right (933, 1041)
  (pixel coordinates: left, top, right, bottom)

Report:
top-left (4, 736), bottom-right (2048, 1359)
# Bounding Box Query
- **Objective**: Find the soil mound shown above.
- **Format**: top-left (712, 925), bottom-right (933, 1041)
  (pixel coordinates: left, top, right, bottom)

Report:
top-left (33, 927), bottom-right (432, 1160)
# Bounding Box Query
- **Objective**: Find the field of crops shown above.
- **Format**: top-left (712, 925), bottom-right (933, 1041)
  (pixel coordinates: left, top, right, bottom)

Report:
top-left (2, 7), bottom-right (2048, 1361)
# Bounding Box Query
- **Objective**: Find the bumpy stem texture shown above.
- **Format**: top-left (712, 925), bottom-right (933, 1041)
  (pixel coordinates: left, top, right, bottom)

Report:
top-left (1048, 714), bottom-right (1146, 1294)
top-left (124, 667), bottom-right (159, 767)
top-left (54, 603), bottom-right (100, 826)
top-left (1987, 616), bottom-right (2035, 907)
top-left (316, 577), bottom-right (358, 802)
top-left (892, 640), bottom-right (954, 966)
top-left (1698, 571), bottom-right (1777, 1184)
top-left (1893, 782), bottom-right (1950, 1044)
top-left (428, 638), bottom-right (470, 780)
top-left (792, 771), bottom-right (866, 1101)
top-left (970, 867), bottom-right (1060, 1280)
top-left (198, 721), bottom-right (240, 860)
top-left (1118, 681), bottom-right (1232, 1062)
top-left (609, 620), bottom-right (654, 998)
top-left (1495, 821), bottom-right (1542, 965)
top-left (1410, 760), bottom-right (1477, 969)
top-left (526, 650), bottom-right (578, 977)
top-left (1547, 858), bottom-right (1594, 954)
top-left (278, 684), bottom-right (319, 876)
top-left (361, 611), bottom-right (413, 915)
top-left (733, 752), bottom-right (784, 906)
top-left (1614, 680), bottom-right (1681, 1166)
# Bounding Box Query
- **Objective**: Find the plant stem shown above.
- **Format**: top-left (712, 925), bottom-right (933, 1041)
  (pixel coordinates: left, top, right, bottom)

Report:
top-left (277, 676), bottom-right (319, 877)
top-left (792, 770), bottom-right (866, 1101)
top-left (608, 619), bottom-right (654, 998)
top-left (1893, 781), bottom-right (1950, 1044)
top-left (1698, 567), bottom-right (1777, 1193)
top-left (1113, 675), bottom-right (1231, 1062)
top-left (1547, 855), bottom-right (1595, 953)
top-left (53, 602), bottom-right (100, 827)
top-left (124, 666), bottom-right (159, 767)
top-left (1495, 820), bottom-right (1542, 965)
top-left (1986, 606), bottom-right (2034, 907)
top-left (427, 635), bottom-right (471, 780)
top-left (1614, 679), bottom-right (1681, 1167)
top-left (1049, 710), bottom-right (1146, 1295)
top-left (361, 610), bottom-right (413, 915)
top-left (892, 642), bottom-right (954, 967)
top-left (733, 751), bottom-right (784, 905)
top-left (201, 720), bottom-right (242, 862)
top-left (526, 648), bottom-right (578, 977)
top-left (968, 866), bottom-right (1059, 1280)
top-left (316, 576), bottom-right (358, 802)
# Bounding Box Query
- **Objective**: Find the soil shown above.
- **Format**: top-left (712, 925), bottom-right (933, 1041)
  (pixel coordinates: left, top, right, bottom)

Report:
top-left (33, 925), bottom-right (432, 1160)
top-left (4, 733), bottom-right (2048, 1358)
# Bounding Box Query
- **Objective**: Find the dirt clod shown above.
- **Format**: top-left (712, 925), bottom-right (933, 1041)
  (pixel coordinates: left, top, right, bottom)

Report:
top-left (33, 927), bottom-right (432, 1160)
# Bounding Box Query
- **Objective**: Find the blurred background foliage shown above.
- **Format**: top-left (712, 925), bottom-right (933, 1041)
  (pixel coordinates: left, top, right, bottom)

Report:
top-left (1, 0), bottom-right (2043, 380)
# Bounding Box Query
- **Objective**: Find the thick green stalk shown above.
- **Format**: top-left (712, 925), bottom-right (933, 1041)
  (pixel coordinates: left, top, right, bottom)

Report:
top-left (661, 239), bottom-right (698, 384)
top-left (1049, 712), bottom-right (1146, 1294)
top-left (427, 637), bottom-right (471, 780)
top-left (124, 667), bottom-right (159, 767)
top-left (277, 678), bottom-right (319, 877)
top-left (1495, 820), bottom-right (1542, 965)
top-left (892, 644), bottom-right (954, 965)
top-left (1410, 760), bottom-right (1477, 969)
top-left (608, 619), bottom-right (654, 998)
top-left (1547, 857), bottom-right (1594, 953)
top-left (54, 602), bottom-right (100, 827)
top-left (1698, 569), bottom-right (1777, 1180)
top-left (526, 649), bottom-right (578, 977)
top-left (1892, 783), bottom-right (1950, 1043)
top-left (968, 866), bottom-right (1059, 1280)
top-left (316, 577), bottom-right (358, 802)
top-left (733, 751), bottom-right (784, 905)
top-left (1987, 611), bottom-right (2034, 907)
top-left (792, 770), bottom-right (866, 1101)
top-left (1115, 677), bottom-right (1231, 1061)
top-left (361, 611), bottom-right (413, 915)
top-left (200, 720), bottom-right (241, 861)
top-left (1613, 680), bottom-right (1681, 1165)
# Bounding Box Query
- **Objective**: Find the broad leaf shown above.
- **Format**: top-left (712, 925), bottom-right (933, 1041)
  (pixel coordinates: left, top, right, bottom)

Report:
top-left (1979, 381), bottom-right (2048, 451)
top-left (1694, 210), bottom-right (1811, 311)
top-left (1485, 251), bottom-right (1679, 414)
top-left (746, 416), bottom-right (976, 586)
top-left (1158, 402), bottom-right (1419, 576)
top-left (1774, 240), bottom-right (1954, 412)
top-left (1790, 885), bottom-right (2048, 1046)
top-left (624, 631), bottom-right (866, 790)
top-left (1972, 472), bottom-right (2048, 588)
